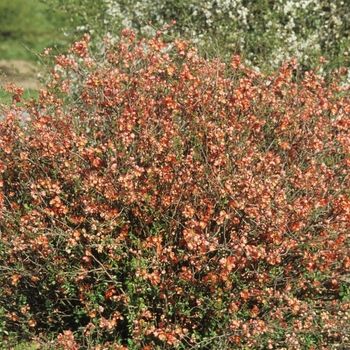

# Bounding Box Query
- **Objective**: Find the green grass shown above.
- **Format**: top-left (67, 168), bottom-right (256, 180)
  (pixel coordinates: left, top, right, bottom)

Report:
top-left (0, 337), bottom-right (52, 350)
top-left (0, 88), bottom-right (39, 105)
top-left (0, 0), bottom-right (73, 62)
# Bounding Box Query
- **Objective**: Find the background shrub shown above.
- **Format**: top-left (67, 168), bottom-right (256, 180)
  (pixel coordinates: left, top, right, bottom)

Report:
top-left (1, 30), bottom-right (350, 348)
top-left (42, 0), bottom-right (350, 76)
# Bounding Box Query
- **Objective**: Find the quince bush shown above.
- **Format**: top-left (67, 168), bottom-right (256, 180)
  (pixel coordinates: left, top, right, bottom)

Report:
top-left (0, 29), bottom-right (350, 349)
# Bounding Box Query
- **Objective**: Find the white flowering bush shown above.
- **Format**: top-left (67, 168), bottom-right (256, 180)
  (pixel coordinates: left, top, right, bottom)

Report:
top-left (42, 0), bottom-right (349, 76)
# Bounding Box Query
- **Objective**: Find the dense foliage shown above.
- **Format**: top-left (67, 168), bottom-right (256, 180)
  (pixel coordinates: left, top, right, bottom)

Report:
top-left (1, 30), bottom-right (350, 349)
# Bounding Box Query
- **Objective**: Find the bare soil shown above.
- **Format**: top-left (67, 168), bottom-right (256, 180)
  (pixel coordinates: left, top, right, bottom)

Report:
top-left (0, 60), bottom-right (44, 90)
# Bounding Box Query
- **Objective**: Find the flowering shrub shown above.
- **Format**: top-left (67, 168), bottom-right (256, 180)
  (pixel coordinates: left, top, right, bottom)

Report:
top-left (44, 0), bottom-right (350, 76)
top-left (1, 30), bottom-right (350, 349)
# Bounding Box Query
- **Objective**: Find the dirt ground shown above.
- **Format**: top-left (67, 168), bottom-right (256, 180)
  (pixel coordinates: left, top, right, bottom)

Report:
top-left (0, 60), bottom-right (44, 90)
